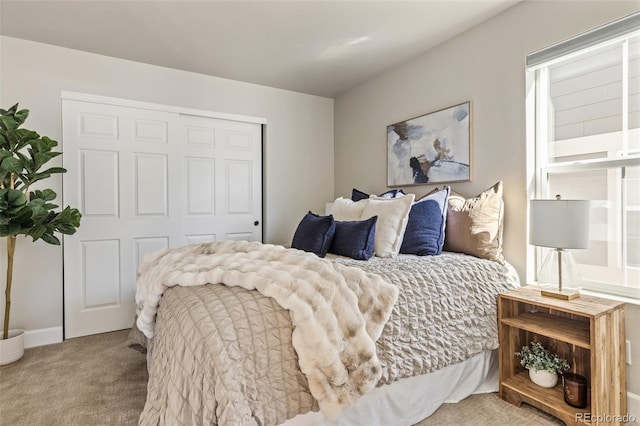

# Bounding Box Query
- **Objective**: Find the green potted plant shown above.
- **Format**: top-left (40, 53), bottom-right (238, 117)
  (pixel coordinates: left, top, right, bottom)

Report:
top-left (516, 341), bottom-right (570, 388)
top-left (0, 104), bottom-right (81, 365)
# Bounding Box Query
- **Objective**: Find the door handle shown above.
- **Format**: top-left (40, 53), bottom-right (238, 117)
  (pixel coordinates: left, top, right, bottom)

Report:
top-left (254, 221), bottom-right (260, 226)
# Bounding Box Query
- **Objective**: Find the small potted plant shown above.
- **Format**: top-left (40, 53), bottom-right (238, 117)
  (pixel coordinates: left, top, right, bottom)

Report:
top-left (515, 342), bottom-right (570, 388)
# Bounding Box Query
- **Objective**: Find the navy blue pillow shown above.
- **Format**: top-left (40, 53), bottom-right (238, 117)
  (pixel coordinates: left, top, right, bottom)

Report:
top-left (351, 188), bottom-right (370, 202)
top-left (351, 188), bottom-right (406, 201)
top-left (400, 187), bottom-right (450, 256)
top-left (291, 211), bottom-right (336, 257)
top-left (329, 216), bottom-right (377, 260)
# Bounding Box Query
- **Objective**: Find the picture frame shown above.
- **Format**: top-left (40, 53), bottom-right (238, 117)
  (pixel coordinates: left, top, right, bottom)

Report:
top-left (387, 101), bottom-right (472, 186)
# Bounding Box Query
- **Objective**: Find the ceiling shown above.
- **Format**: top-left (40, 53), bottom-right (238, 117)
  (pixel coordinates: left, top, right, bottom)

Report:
top-left (0, 1), bottom-right (519, 98)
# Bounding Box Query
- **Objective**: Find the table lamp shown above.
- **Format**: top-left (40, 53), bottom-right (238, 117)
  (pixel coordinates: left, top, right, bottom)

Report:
top-left (530, 195), bottom-right (590, 300)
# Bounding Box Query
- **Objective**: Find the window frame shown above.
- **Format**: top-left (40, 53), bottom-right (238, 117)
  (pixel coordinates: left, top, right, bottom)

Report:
top-left (530, 28), bottom-right (640, 300)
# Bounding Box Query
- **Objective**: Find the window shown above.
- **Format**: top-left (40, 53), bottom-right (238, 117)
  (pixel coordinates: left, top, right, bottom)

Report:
top-left (528, 13), bottom-right (640, 299)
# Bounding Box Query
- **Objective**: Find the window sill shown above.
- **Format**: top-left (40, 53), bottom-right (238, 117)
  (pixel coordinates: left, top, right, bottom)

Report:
top-left (528, 281), bottom-right (640, 306)
top-left (580, 289), bottom-right (640, 306)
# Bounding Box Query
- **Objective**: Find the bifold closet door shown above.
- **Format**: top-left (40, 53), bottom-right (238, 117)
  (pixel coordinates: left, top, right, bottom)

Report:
top-left (62, 98), bottom-right (262, 338)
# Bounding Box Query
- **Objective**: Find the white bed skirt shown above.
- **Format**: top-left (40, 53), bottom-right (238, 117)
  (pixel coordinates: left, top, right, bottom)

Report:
top-left (281, 349), bottom-right (499, 426)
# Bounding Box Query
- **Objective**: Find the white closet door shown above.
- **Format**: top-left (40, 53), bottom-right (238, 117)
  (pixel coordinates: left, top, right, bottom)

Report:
top-left (62, 99), bottom-right (262, 338)
top-left (179, 114), bottom-right (262, 245)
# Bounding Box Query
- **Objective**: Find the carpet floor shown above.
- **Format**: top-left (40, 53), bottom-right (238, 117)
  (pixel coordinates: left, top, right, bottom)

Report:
top-left (0, 329), bottom-right (562, 425)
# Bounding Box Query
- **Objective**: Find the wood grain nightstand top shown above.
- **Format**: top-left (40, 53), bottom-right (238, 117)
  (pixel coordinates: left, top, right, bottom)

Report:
top-left (500, 285), bottom-right (625, 318)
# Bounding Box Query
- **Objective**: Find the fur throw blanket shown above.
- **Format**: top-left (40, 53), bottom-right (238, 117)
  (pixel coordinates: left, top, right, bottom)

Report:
top-left (135, 240), bottom-right (399, 420)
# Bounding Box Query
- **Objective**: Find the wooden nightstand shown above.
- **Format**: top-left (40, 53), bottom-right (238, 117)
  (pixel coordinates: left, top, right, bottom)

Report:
top-left (498, 285), bottom-right (627, 425)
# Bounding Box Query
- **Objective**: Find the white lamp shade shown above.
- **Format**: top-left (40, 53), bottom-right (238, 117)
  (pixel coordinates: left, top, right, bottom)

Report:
top-left (530, 199), bottom-right (590, 249)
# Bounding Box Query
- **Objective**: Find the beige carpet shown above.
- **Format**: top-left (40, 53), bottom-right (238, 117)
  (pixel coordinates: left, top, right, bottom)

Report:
top-left (0, 330), bottom-right (562, 425)
top-left (0, 330), bottom-right (147, 426)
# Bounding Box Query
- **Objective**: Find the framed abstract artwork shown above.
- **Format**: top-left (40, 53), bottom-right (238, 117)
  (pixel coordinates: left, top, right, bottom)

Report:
top-left (387, 101), bottom-right (472, 186)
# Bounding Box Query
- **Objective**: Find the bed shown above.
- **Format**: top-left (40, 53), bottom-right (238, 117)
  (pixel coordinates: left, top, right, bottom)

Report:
top-left (129, 182), bottom-right (520, 425)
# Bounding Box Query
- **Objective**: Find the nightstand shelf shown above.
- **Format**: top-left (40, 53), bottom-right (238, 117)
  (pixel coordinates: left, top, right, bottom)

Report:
top-left (498, 286), bottom-right (626, 426)
top-left (502, 371), bottom-right (591, 420)
top-left (500, 312), bottom-right (590, 349)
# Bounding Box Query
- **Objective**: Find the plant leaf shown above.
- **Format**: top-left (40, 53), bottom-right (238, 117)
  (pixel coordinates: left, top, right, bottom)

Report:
top-left (0, 222), bottom-right (22, 236)
top-left (40, 233), bottom-right (61, 245)
top-left (1, 156), bottom-right (23, 173)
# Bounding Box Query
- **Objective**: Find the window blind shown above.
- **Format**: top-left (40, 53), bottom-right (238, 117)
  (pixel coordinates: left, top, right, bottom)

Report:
top-left (526, 12), bottom-right (640, 69)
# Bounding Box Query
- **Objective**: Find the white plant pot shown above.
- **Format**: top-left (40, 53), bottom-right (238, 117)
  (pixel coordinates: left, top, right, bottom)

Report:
top-left (0, 329), bottom-right (25, 366)
top-left (528, 368), bottom-right (558, 388)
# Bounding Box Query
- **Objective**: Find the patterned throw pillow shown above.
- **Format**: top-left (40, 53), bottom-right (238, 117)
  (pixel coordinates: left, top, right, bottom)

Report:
top-left (443, 182), bottom-right (505, 264)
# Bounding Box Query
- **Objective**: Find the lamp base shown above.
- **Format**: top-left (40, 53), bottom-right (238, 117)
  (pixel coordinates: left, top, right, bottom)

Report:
top-left (537, 248), bottom-right (583, 300)
top-left (540, 288), bottom-right (580, 300)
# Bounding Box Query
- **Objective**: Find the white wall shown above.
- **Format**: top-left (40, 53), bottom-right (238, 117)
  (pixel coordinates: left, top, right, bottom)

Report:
top-left (334, 0), bottom-right (639, 406)
top-left (0, 36), bottom-right (334, 338)
top-left (335, 1), bottom-right (639, 278)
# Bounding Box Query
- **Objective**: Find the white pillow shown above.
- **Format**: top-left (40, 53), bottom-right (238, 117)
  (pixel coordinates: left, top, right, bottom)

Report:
top-left (362, 194), bottom-right (415, 258)
top-left (331, 197), bottom-right (369, 221)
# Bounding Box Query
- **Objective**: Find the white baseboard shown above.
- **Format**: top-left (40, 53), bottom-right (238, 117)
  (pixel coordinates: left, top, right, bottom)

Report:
top-left (628, 391), bottom-right (640, 420)
top-left (24, 327), bottom-right (63, 348)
